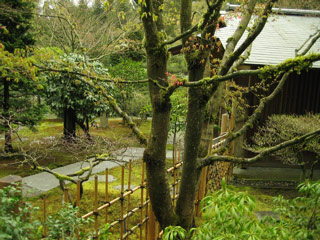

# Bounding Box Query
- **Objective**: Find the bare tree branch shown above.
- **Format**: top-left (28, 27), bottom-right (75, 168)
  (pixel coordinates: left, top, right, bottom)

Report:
top-left (296, 30), bottom-right (320, 56)
top-left (198, 128), bottom-right (320, 168)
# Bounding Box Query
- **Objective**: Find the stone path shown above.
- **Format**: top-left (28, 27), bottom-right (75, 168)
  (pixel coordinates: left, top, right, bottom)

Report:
top-left (22, 147), bottom-right (173, 197)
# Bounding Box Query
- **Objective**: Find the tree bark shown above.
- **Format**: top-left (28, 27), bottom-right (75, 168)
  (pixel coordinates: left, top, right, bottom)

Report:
top-left (63, 107), bottom-right (76, 141)
top-left (176, 64), bottom-right (208, 228)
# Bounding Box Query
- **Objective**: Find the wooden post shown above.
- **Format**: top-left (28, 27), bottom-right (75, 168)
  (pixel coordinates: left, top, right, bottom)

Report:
top-left (76, 181), bottom-right (81, 207)
top-left (139, 162), bottom-right (145, 240)
top-left (147, 204), bottom-right (156, 240)
top-left (145, 187), bottom-right (149, 240)
top-left (221, 113), bottom-right (229, 134)
top-left (94, 175), bottom-right (99, 239)
top-left (127, 160), bottom-right (132, 239)
top-left (64, 187), bottom-right (69, 204)
top-left (43, 194), bottom-right (47, 237)
top-left (120, 166), bottom-right (125, 240)
top-left (105, 168), bottom-right (109, 224)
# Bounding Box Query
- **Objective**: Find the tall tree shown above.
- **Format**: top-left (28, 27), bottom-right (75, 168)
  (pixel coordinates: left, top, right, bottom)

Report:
top-left (0, 0), bottom-right (35, 152)
top-left (36, 0), bottom-right (320, 231)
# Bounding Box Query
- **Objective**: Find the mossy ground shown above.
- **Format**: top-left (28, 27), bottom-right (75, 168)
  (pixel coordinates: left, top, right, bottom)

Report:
top-left (0, 118), bottom-right (151, 178)
top-left (1, 117), bottom-right (300, 239)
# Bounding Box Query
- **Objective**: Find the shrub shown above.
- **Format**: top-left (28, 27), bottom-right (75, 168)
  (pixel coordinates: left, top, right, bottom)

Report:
top-left (163, 179), bottom-right (320, 240)
top-left (0, 184), bottom-right (41, 240)
top-left (249, 114), bottom-right (320, 179)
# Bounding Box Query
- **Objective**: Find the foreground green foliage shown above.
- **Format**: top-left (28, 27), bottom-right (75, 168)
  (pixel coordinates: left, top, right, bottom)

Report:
top-left (0, 184), bottom-right (40, 240)
top-left (163, 179), bottom-right (320, 240)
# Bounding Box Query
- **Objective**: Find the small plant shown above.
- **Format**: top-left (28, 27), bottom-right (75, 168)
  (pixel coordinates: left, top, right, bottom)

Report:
top-left (45, 203), bottom-right (92, 240)
top-left (0, 184), bottom-right (41, 240)
top-left (98, 223), bottom-right (111, 240)
top-left (162, 225), bottom-right (187, 240)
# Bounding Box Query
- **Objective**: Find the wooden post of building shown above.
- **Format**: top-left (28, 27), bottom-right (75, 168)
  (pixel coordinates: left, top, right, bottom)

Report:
top-left (221, 113), bottom-right (229, 135)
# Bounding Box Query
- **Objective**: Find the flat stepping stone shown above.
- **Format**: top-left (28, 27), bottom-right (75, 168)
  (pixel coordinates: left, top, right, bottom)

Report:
top-left (113, 184), bottom-right (137, 191)
top-left (88, 175), bottom-right (116, 183)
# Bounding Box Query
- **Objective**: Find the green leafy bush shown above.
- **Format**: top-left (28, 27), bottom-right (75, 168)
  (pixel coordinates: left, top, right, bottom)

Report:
top-left (249, 114), bottom-right (320, 178)
top-left (0, 184), bottom-right (40, 240)
top-left (163, 179), bottom-right (320, 240)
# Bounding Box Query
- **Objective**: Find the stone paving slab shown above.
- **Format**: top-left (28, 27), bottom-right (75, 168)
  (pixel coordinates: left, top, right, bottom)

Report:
top-left (22, 147), bottom-right (174, 197)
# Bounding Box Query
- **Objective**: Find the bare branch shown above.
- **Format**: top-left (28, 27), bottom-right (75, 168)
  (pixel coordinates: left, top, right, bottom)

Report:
top-left (296, 30), bottom-right (320, 56)
top-left (162, 0), bottom-right (224, 47)
top-left (219, 0), bottom-right (276, 75)
top-left (218, 0), bottom-right (257, 75)
top-left (36, 64), bottom-right (149, 84)
top-left (167, 53), bottom-right (320, 89)
top-left (198, 128), bottom-right (320, 168)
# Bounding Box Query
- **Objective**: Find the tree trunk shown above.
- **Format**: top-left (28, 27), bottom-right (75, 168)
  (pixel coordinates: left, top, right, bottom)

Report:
top-left (4, 79), bottom-right (13, 152)
top-left (143, 50), bottom-right (177, 229)
top-left (76, 119), bottom-right (92, 141)
top-left (63, 107), bottom-right (76, 141)
top-left (176, 64), bottom-right (209, 229)
top-left (100, 111), bottom-right (109, 128)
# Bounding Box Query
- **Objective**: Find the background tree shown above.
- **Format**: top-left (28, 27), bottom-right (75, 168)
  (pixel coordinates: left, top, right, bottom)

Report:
top-left (43, 53), bottom-right (112, 140)
top-left (0, 0), bottom-right (39, 152)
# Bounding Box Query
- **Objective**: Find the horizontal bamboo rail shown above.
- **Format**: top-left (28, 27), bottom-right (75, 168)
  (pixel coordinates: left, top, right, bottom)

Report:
top-left (81, 184), bottom-right (145, 219)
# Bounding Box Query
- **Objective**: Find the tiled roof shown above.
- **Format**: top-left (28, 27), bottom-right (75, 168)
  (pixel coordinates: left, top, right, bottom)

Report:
top-left (215, 13), bottom-right (320, 68)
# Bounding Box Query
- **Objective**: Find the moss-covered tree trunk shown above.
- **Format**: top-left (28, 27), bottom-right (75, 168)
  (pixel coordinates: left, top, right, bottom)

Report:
top-left (140, 0), bottom-right (176, 228)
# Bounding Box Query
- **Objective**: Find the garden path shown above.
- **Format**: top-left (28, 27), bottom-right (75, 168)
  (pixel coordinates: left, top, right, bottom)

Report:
top-left (22, 147), bottom-right (173, 197)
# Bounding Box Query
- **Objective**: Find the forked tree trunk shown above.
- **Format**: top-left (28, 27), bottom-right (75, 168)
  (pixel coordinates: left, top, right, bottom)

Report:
top-left (143, 50), bottom-right (177, 228)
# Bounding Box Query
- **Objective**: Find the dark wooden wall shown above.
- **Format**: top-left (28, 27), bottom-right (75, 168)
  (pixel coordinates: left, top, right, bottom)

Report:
top-left (236, 67), bottom-right (320, 168)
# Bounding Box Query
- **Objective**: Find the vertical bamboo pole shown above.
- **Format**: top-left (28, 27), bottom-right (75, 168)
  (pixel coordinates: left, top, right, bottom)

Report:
top-left (63, 187), bottom-right (69, 204)
top-left (120, 166), bottom-right (125, 240)
top-left (94, 175), bottom-right (99, 239)
top-left (76, 181), bottom-right (81, 240)
top-left (126, 160), bottom-right (132, 239)
top-left (139, 162), bottom-right (145, 240)
top-left (76, 181), bottom-right (81, 207)
top-left (105, 168), bottom-right (109, 224)
top-left (148, 204), bottom-right (156, 240)
top-left (176, 140), bottom-right (181, 195)
top-left (145, 187), bottom-right (149, 240)
top-left (43, 194), bottom-right (47, 237)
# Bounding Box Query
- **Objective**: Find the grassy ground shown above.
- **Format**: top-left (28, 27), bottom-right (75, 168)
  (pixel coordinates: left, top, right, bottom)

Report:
top-left (0, 118), bottom-right (151, 178)
top-left (1, 117), bottom-right (300, 239)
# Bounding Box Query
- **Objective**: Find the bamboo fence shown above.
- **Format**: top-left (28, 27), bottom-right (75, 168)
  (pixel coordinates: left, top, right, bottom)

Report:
top-left (40, 114), bottom-right (232, 240)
